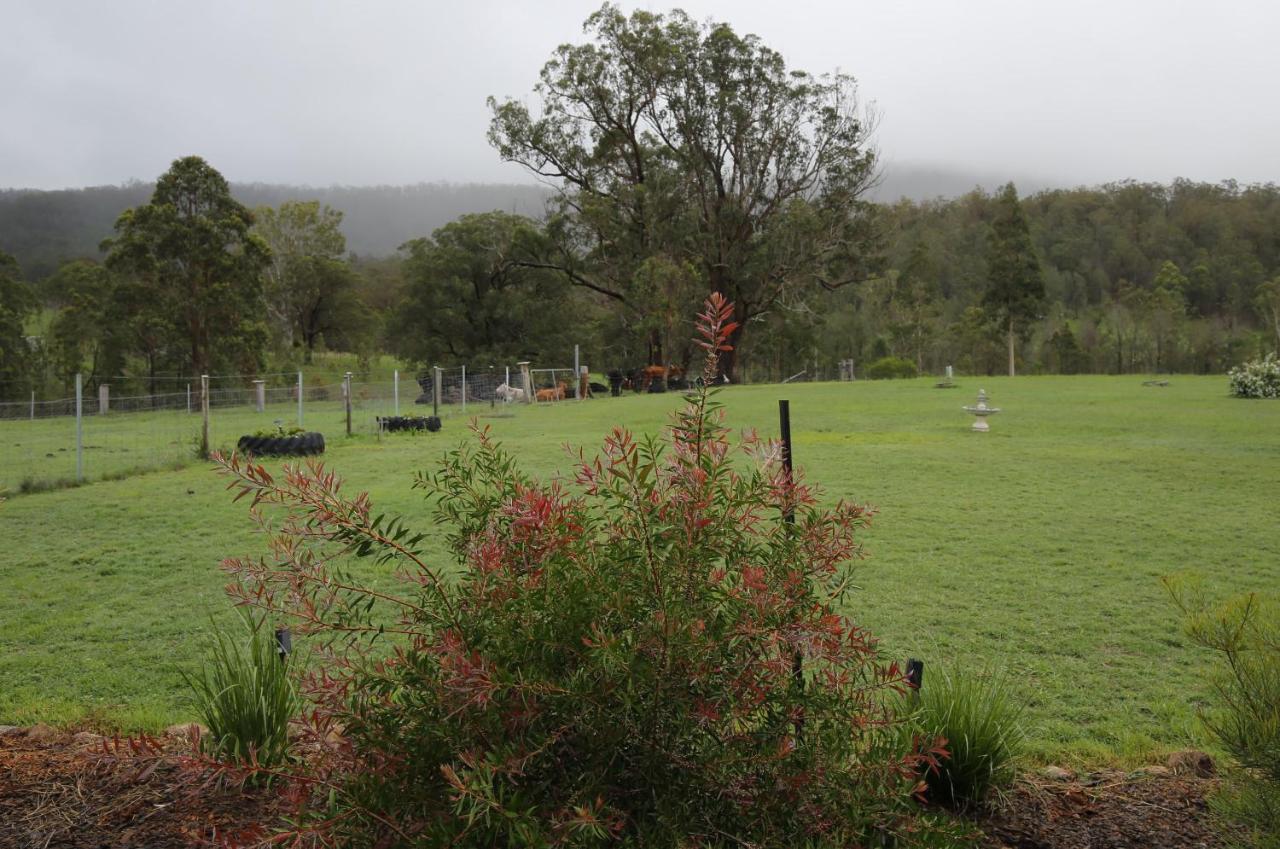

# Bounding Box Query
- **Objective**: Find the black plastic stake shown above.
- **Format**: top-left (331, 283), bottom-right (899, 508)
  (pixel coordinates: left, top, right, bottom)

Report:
top-left (779, 399), bottom-right (794, 525)
top-left (906, 658), bottom-right (924, 690)
top-left (780, 400), bottom-right (804, 740)
top-left (275, 627), bottom-right (292, 662)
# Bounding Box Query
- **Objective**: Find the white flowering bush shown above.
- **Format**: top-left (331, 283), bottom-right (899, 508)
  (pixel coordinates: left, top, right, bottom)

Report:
top-left (1228, 353), bottom-right (1280, 398)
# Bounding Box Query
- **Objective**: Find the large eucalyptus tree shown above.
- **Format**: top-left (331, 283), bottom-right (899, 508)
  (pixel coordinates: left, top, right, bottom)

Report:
top-left (489, 4), bottom-right (881, 378)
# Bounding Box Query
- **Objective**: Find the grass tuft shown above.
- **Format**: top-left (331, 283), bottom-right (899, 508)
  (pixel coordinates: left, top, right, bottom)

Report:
top-left (181, 613), bottom-right (300, 769)
top-left (911, 664), bottom-right (1025, 809)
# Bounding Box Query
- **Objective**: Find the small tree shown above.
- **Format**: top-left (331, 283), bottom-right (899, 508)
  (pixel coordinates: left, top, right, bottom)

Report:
top-left (253, 200), bottom-right (349, 354)
top-left (393, 211), bottom-right (581, 365)
top-left (983, 184), bottom-right (1044, 376)
top-left (210, 294), bottom-right (944, 847)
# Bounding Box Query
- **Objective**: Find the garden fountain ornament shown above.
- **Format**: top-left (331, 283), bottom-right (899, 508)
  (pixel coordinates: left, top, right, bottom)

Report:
top-left (963, 389), bottom-right (1000, 432)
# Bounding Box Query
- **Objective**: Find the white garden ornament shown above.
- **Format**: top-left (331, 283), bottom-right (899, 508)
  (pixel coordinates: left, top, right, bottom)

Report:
top-left (963, 389), bottom-right (1001, 432)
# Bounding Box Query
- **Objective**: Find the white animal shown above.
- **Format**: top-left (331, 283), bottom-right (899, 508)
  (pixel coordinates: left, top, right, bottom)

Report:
top-left (495, 382), bottom-right (526, 403)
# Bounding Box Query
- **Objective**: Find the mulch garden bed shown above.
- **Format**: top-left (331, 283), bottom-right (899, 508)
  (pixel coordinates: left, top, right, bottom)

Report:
top-left (1, 724), bottom-right (1230, 848)
top-left (977, 766), bottom-right (1228, 849)
top-left (0, 725), bottom-right (280, 848)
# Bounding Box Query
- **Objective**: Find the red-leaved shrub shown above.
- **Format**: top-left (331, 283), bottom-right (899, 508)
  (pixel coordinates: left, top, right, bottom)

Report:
top-left (211, 294), bottom-right (943, 847)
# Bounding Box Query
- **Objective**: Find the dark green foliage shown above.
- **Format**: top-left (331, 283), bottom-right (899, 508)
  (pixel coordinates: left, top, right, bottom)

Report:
top-left (0, 250), bottom-right (36, 399)
top-left (489, 4), bottom-right (882, 379)
top-left (983, 184), bottom-right (1045, 375)
top-left (865, 356), bottom-right (919, 380)
top-left (253, 200), bottom-right (376, 362)
top-left (908, 666), bottom-right (1024, 809)
top-left (181, 613), bottom-right (301, 769)
top-left (1167, 577), bottom-right (1280, 847)
top-left (393, 211), bottom-right (583, 365)
top-left (102, 156), bottom-right (270, 378)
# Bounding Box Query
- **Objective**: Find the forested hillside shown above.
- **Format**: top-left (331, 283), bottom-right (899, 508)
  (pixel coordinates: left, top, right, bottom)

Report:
top-left (0, 181), bottom-right (551, 279)
top-left (3, 172), bottom-right (1278, 403)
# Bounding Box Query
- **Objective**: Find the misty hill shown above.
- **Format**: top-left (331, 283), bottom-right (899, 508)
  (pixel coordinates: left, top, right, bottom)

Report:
top-left (0, 165), bottom-right (1064, 279)
top-left (869, 162), bottom-right (1065, 202)
top-left (0, 181), bottom-right (552, 279)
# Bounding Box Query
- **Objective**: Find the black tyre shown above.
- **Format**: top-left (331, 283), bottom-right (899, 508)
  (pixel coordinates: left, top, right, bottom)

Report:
top-left (425, 416), bottom-right (442, 432)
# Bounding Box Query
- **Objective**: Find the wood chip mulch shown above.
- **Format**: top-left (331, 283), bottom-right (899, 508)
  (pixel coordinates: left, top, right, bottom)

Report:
top-left (1, 727), bottom-right (1236, 848)
top-left (0, 728), bottom-right (279, 848)
top-left (977, 768), bottom-right (1231, 849)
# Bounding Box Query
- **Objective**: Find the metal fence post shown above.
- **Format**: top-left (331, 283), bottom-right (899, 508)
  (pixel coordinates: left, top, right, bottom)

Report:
top-left (30, 390), bottom-right (34, 421)
top-left (253, 379), bottom-right (265, 413)
top-left (433, 366), bottom-right (442, 417)
top-left (393, 369), bottom-right (399, 416)
top-left (98, 384), bottom-right (109, 415)
top-left (75, 373), bottom-right (83, 481)
top-left (344, 372), bottom-right (353, 436)
top-left (297, 371), bottom-right (304, 428)
top-left (200, 374), bottom-right (210, 458)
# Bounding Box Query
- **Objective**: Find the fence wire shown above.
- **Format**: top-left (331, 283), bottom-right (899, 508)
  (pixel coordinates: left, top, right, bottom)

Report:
top-left (1, 369), bottom-right (446, 493)
top-left (2, 357), bottom-right (823, 493)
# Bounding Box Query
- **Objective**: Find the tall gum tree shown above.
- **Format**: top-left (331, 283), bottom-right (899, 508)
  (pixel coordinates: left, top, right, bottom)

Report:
top-left (103, 156), bottom-right (269, 388)
top-left (488, 4), bottom-right (882, 380)
top-left (983, 183), bottom-right (1045, 376)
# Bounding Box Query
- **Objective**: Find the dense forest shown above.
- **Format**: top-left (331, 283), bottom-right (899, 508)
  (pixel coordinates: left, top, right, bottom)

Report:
top-left (1, 6), bottom-right (1277, 402)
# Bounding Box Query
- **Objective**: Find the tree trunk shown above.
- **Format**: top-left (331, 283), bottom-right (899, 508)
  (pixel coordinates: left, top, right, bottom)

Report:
top-left (1007, 316), bottom-right (1016, 377)
top-left (646, 328), bottom-right (664, 368)
top-left (719, 318), bottom-right (747, 383)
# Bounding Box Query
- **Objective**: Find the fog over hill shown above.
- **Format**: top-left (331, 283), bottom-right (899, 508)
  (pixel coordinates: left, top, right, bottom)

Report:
top-left (0, 165), bottom-right (1103, 280)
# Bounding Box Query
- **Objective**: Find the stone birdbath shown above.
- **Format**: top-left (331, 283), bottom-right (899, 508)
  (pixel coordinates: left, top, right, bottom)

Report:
top-left (963, 389), bottom-right (1000, 432)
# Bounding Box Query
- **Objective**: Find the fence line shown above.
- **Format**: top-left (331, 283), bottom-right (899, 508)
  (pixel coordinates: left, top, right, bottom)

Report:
top-left (1, 358), bottom-right (842, 494)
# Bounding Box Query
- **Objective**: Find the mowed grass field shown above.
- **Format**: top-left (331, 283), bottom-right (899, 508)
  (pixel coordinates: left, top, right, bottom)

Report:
top-left (2, 376), bottom-right (1277, 765)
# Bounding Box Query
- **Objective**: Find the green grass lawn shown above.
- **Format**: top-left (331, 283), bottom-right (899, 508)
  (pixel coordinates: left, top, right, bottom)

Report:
top-left (2, 375), bottom-right (1277, 767)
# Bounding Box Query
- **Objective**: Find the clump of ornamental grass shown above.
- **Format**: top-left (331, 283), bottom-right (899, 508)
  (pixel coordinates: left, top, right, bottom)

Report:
top-left (906, 664), bottom-right (1024, 810)
top-left (207, 293), bottom-right (949, 848)
top-left (181, 612), bottom-right (301, 770)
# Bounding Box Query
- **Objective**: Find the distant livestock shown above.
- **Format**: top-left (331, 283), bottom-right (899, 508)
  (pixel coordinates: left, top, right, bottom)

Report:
top-left (495, 382), bottom-right (526, 403)
top-left (535, 382), bottom-right (568, 402)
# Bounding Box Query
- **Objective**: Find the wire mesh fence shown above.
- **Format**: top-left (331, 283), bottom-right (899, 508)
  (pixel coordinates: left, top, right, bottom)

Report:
top-left (1, 355), bottom-right (828, 493)
top-left (0, 363), bottom-right (583, 493)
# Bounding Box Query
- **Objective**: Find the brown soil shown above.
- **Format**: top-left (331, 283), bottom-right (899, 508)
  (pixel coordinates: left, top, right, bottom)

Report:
top-left (978, 769), bottom-right (1230, 849)
top-left (1, 728), bottom-right (1232, 848)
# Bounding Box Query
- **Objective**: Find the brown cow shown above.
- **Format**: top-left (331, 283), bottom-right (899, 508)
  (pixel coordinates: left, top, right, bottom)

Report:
top-left (535, 382), bottom-right (568, 402)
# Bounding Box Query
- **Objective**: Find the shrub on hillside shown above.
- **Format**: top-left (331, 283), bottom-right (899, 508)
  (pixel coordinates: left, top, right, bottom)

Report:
top-left (1228, 353), bottom-right (1280, 398)
top-left (865, 356), bottom-right (919, 380)
top-left (209, 294), bottom-right (947, 847)
top-left (907, 665), bottom-right (1024, 810)
top-left (1167, 577), bottom-right (1280, 846)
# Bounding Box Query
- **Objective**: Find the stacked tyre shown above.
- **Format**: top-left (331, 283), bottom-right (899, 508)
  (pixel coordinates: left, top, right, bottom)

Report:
top-left (237, 432), bottom-right (325, 457)
top-left (377, 415), bottom-right (442, 433)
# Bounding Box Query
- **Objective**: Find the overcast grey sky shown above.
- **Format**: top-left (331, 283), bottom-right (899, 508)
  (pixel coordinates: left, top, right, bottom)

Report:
top-left (3, 0), bottom-right (1277, 192)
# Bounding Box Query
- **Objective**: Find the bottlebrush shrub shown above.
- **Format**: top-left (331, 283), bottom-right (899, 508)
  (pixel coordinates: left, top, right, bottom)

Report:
top-left (209, 294), bottom-right (945, 848)
top-left (1228, 352), bottom-right (1280, 398)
